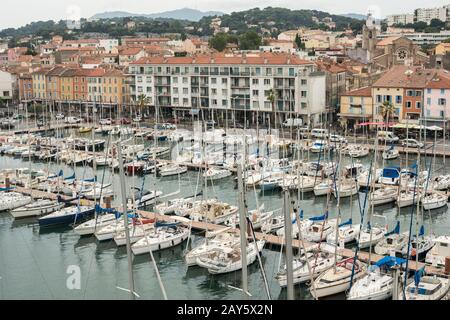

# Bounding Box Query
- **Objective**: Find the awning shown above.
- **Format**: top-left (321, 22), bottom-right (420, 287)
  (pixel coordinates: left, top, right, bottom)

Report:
top-left (392, 123), bottom-right (425, 129)
top-left (426, 125), bottom-right (443, 131)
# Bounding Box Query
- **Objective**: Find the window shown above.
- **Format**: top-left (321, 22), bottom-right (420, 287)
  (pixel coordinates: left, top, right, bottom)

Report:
top-left (182, 77), bottom-right (188, 84)
top-left (183, 98), bottom-right (188, 105)
top-left (173, 88), bottom-right (178, 94)
top-left (350, 97), bottom-right (354, 103)
top-left (406, 101), bottom-right (412, 108)
top-left (252, 90), bottom-right (259, 96)
top-left (137, 76), bottom-right (142, 83)
top-left (438, 98), bottom-right (446, 106)
top-left (440, 110), bottom-right (445, 117)
top-left (427, 97), bottom-right (431, 105)
top-left (301, 79), bottom-right (307, 85)
top-left (301, 91), bottom-right (307, 98)
top-left (406, 90), bottom-right (413, 97)
top-left (289, 68), bottom-right (294, 76)
top-left (211, 88), bottom-right (217, 95)
top-left (415, 91), bottom-right (421, 97)
top-left (266, 68), bottom-right (272, 76)
top-left (211, 78), bottom-right (217, 84)
top-left (222, 89), bottom-right (228, 96)
top-left (376, 95), bottom-right (382, 103)
top-left (441, 89), bottom-right (445, 94)
top-left (416, 101), bottom-right (421, 109)
top-left (173, 77), bottom-right (178, 84)
top-left (173, 98), bottom-right (179, 104)
top-left (277, 68), bottom-right (283, 75)
top-left (222, 100), bottom-right (228, 107)
top-left (396, 95), bottom-right (402, 104)
top-left (183, 88), bottom-right (188, 94)
top-left (264, 79), bottom-right (270, 85)
top-left (427, 88), bottom-right (431, 94)
top-left (212, 99), bottom-right (217, 106)
top-left (222, 78), bottom-right (228, 84)
top-left (301, 102), bottom-right (307, 109)
top-left (252, 79), bottom-right (259, 85)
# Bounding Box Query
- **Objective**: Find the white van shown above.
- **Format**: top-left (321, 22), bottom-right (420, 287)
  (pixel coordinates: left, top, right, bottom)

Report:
top-left (311, 128), bottom-right (329, 139)
top-left (377, 131), bottom-right (399, 143)
top-left (64, 116), bottom-right (82, 124)
top-left (283, 118), bottom-right (303, 128)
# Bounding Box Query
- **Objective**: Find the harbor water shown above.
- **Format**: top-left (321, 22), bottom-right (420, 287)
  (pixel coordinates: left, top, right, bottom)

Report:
top-left (1, 130), bottom-right (449, 300)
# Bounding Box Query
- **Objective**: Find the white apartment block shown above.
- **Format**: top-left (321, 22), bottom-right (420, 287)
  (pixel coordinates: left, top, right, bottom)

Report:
top-left (99, 39), bottom-right (119, 53)
top-left (128, 54), bottom-right (326, 125)
top-left (414, 6), bottom-right (447, 24)
top-left (386, 14), bottom-right (415, 26)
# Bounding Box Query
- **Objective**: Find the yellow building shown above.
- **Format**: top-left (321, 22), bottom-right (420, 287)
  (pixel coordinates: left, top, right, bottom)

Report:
top-left (60, 69), bottom-right (77, 101)
top-left (435, 42), bottom-right (450, 55)
top-left (339, 87), bottom-right (373, 128)
top-left (102, 68), bottom-right (127, 104)
top-left (32, 68), bottom-right (48, 100)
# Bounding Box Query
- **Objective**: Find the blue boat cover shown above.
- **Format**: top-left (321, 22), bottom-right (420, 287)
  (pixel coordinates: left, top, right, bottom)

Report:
top-left (64, 172), bottom-right (75, 180)
top-left (382, 167), bottom-right (400, 179)
top-left (83, 176), bottom-right (97, 183)
top-left (309, 211), bottom-right (328, 221)
top-left (374, 256), bottom-right (406, 268)
top-left (419, 225), bottom-right (425, 237)
top-left (339, 218), bottom-right (352, 227)
top-left (385, 221), bottom-right (400, 236)
top-left (155, 221), bottom-right (179, 229)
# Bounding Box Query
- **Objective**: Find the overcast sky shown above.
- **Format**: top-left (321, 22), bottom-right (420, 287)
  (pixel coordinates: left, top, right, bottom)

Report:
top-left (2, 0), bottom-right (450, 30)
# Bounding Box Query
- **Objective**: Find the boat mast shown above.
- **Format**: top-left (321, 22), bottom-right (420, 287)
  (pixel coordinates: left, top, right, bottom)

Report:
top-left (116, 139), bottom-right (135, 300)
top-left (283, 188), bottom-right (294, 300)
top-left (237, 163), bottom-right (249, 299)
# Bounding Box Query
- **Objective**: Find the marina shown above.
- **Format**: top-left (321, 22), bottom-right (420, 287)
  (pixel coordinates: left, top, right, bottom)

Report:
top-left (1, 117), bottom-right (450, 300)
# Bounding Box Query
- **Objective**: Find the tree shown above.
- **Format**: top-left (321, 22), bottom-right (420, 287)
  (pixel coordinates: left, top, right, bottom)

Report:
top-left (136, 94), bottom-right (150, 117)
top-left (239, 30), bottom-right (261, 50)
top-left (209, 33), bottom-right (229, 52)
top-left (294, 33), bottom-right (304, 50)
top-left (266, 89), bottom-right (277, 127)
top-left (379, 101), bottom-right (396, 125)
top-left (429, 19), bottom-right (445, 30)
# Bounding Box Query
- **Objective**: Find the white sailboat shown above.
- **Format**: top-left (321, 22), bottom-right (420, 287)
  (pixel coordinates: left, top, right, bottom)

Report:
top-left (10, 199), bottom-right (64, 218)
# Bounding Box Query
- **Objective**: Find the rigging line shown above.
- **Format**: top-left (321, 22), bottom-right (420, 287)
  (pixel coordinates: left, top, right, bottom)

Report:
top-left (402, 162), bottom-right (419, 300)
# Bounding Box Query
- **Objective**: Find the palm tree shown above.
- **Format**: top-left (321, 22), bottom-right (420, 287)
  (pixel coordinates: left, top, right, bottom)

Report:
top-left (379, 101), bottom-right (395, 128)
top-left (136, 94), bottom-right (150, 119)
top-left (266, 89), bottom-right (277, 128)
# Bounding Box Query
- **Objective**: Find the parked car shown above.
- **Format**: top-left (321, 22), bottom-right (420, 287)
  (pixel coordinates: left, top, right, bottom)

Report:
top-left (64, 116), bottom-right (82, 124)
top-left (311, 128), bottom-right (329, 139)
top-left (377, 131), bottom-right (399, 143)
top-left (99, 118), bottom-right (112, 125)
top-left (401, 138), bottom-right (424, 148)
top-left (282, 118), bottom-right (303, 128)
top-left (158, 123), bottom-right (177, 130)
top-left (55, 113), bottom-right (65, 120)
top-left (329, 134), bottom-right (347, 143)
top-left (297, 126), bottom-right (310, 139)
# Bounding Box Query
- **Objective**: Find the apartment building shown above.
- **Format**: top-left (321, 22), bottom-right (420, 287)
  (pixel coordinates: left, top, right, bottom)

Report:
top-left (415, 6), bottom-right (447, 24)
top-left (423, 73), bottom-right (450, 127)
top-left (127, 53), bottom-right (326, 126)
top-left (372, 66), bottom-right (436, 122)
top-left (338, 86), bottom-right (373, 128)
top-left (386, 14), bottom-right (415, 26)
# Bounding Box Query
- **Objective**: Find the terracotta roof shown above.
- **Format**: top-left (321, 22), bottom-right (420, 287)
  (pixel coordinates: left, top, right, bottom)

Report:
top-left (131, 53), bottom-right (312, 66)
top-left (426, 72), bottom-right (450, 89)
top-left (342, 86), bottom-right (372, 97)
top-left (373, 66), bottom-right (437, 89)
top-left (377, 36), bottom-right (401, 46)
top-left (119, 47), bottom-right (143, 55)
top-left (85, 68), bottom-right (106, 77)
top-left (64, 39), bottom-right (99, 44)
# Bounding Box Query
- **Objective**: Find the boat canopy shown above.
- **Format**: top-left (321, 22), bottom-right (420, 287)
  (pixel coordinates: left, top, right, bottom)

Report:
top-left (385, 221), bottom-right (400, 236)
top-left (339, 218), bottom-right (352, 228)
top-left (374, 256), bottom-right (406, 268)
top-left (0, 187), bottom-right (15, 191)
top-left (382, 167), bottom-right (400, 179)
top-left (309, 211), bottom-right (328, 222)
top-left (64, 172), bottom-right (76, 180)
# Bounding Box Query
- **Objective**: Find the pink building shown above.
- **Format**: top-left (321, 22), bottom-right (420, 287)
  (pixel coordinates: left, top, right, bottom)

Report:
top-left (424, 74), bottom-right (450, 128)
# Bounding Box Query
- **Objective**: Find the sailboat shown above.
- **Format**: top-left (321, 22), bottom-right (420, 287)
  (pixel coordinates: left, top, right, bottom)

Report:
top-left (399, 268), bottom-right (450, 300)
top-left (195, 240), bottom-right (265, 274)
top-left (347, 256), bottom-right (406, 300)
top-left (311, 257), bottom-right (366, 298)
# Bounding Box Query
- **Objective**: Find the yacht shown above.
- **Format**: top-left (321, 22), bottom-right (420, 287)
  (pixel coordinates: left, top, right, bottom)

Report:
top-left (10, 199), bottom-right (64, 218)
